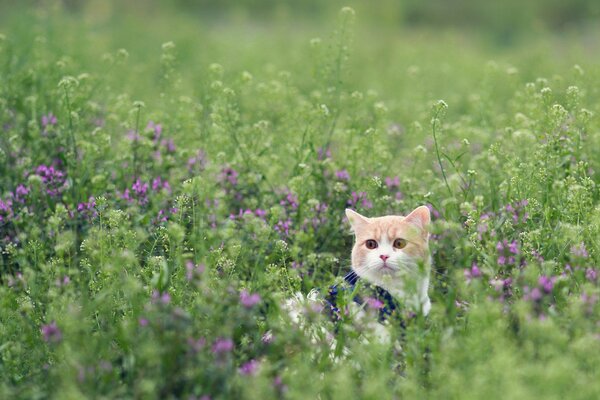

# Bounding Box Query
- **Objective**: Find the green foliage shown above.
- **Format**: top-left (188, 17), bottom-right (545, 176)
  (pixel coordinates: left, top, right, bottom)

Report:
top-left (1, 2), bottom-right (600, 399)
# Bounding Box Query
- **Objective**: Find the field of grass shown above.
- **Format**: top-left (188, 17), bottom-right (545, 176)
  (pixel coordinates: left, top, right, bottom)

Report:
top-left (2, 2), bottom-right (600, 399)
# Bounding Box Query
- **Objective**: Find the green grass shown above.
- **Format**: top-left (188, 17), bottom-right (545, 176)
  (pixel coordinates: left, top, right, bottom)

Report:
top-left (1, 3), bottom-right (600, 399)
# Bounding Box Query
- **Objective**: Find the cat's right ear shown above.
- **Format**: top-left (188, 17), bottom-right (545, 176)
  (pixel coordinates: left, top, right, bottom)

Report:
top-left (345, 209), bottom-right (370, 232)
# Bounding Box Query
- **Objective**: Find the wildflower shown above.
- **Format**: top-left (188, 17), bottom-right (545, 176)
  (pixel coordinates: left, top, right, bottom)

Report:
top-left (538, 275), bottom-right (556, 294)
top-left (586, 268), bottom-right (598, 283)
top-left (239, 359), bottom-right (260, 376)
top-left (426, 203), bottom-right (441, 219)
top-left (274, 218), bottom-right (292, 237)
top-left (41, 113), bottom-right (57, 135)
top-left (14, 185), bottom-right (29, 203)
top-left (185, 261), bottom-right (205, 281)
top-left (151, 290), bottom-right (171, 305)
top-left (139, 318), bottom-right (149, 327)
top-left (147, 120), bottom-right (162, 142)
top-left (254, 209), bottom-right (267, 218)
top-left (571, 243), bottom-right (589, 258)
top-left (280, 191), bottom-right (299, 210)
top-left (188, 149), bottom-right (207, 172)
top-left (240, 289), bottom-right (261, 308)
top-left (55, 276), bottom-right (70, 287)
top-left (211, 338), bottom-right (234, 354)
top-left (365, 297), bottom-right (384, 309)
top-left (464, 263), bottom-right (482, 282)
top-left (0, 197), bottom-right (13, 222)
top-left (335, 169), bottom-right (350, 181)
top-left (161, 138), bottom-right (176, 153)
top-left (41, 113), bottom-right (57, 128)
top-left (151, 177), bottom-right (171, 193)
top-left (261, 331), bottom-right (274, 344)
top-left (317, 147), bottom-right (331, 160)
top-left (41, 321), bottom-right (62, 343)
top-left (126, 129), bottom-right (141, 142)
top-left (348, 191), bottom-right (372, 209)
top-left (123, 179), bottom-right (149, 205)
top-left (34, 165), bottom-right (66, 197)
top-left (384, 176), bottom-right (400, 189)
top-left (77, 196), bottom-right (97, 219)
top-left (219, 167), bottom-right (239, 186)
top-left (529, 287), bottom-right (543, 301)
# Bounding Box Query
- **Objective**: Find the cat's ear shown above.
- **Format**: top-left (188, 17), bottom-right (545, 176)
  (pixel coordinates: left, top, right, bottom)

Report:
top-left (345, 209), bottom-right (370, 232)
top-left (404, 206), bottom-right (431, 234)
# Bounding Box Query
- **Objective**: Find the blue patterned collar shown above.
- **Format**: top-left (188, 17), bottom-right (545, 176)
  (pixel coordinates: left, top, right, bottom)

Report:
top-left (325, 270), bottom-right (400, 322)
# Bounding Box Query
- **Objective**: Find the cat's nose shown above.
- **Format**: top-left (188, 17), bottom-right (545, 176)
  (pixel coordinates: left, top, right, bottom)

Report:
top-left (380, 255), bottom-right (389, 261)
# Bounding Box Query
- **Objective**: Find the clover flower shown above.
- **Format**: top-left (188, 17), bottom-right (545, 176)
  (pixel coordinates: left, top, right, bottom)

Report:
top-left (211, 338), bottom-right (234, 354)
top-left (41, 321), bottom-right (62, 343)
top-left (240, 289), bottom-right (261, 308)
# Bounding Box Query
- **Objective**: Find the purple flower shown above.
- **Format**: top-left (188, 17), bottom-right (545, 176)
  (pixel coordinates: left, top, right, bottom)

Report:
top-left (384, 176), bottom-right (400, 189)
top-left (530, 287), bottom-right (542, 301)
top-left (317, 147), bottom-right (331, 160)
top-left (240, 289), bottom-right (261, 308)
top-left (15, 185), bottom-right (29, 203)
top-left (151, 290), bottom-right (171, 305)
top-left (0, 197), bottom-right (13, 223)
top-left (147, 121), bottom-right (162, 141)
top-left (161, 138), bottom-right (176, 153)
top-left (41, 321), bottom-right (62, 343)
top-left (508, 241), bottom-right (519, 255)
top-left (365, 297), bottom-right (384, 309)
top-left (348, 191), bottom-right (372, 210)
top-left (139, 318), bottom-right (149, 327)
top-left (586, 268), bottom-right (598, 283)
top-left (188, 149), bottom-right (207, 172)
top-left (274, 218), bottom-right (292, 237)
top-left (185, 261), bottom-right (205, 281)
top-left (538, 275), bottom-right (556, 294)
top-left (126, 129), bottom-right (141, 142)
top-left (239, 359), bottom-right (260, 376)
top-left (426, 203), bottom-right (441, 219)
top-left (41, 113), bottom-right (57, 127)
top-left (254, 209), bottom-right (267, 218)
top-left (571, 243), bottom-right (589, 258)
top-left (77, 196), bottom-right (97, 219)
top-left (335, 170), bottom-right (350, 181)
top-left (464, 263), bottom-right (482, 282)
top-left (219, 167), bottom-right (239, 186)
top-left (34, 165), bottom-right (66, 197)
top-left (151, 177), bottom-right (171, 193)
top-left (211, 338), bottom-right (234, 354)
top-left (280, 192), bottom-right (299, 210)
top-left (261, 331), bottom-right (274, 344)
top-left (123, 179), bottom-right (149, 205)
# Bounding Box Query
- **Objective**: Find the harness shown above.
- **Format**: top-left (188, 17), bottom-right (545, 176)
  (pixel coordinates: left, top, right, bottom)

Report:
top-left (324, 270), bottom-right (403, 323)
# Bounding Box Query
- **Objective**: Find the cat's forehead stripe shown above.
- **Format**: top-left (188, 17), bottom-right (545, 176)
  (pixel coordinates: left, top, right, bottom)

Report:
top-left (354, 215), bottom-right (422, 242)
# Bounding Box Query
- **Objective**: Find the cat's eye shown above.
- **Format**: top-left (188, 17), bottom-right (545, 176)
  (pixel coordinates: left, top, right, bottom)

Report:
top-left (365, 240), bottom-right (378, 249)
top-left (393, 238), bottom-right (407, 249)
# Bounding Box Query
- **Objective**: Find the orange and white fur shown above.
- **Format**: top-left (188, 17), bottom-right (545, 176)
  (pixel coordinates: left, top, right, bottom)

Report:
top-left (346, 206), bottom-right (431, 316)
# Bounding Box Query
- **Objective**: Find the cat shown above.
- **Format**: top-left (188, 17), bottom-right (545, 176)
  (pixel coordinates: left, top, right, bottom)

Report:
top-left (344, 205), bottom-right (431, 317)
top-left (284, 205), bottom-right (432, 344)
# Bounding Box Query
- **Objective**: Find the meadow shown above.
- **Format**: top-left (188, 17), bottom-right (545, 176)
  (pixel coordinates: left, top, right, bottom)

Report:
top-left (1, 2), bottom-right (600, 399)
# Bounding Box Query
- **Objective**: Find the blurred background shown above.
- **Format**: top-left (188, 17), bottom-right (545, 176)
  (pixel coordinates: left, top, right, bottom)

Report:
top-left (2, 0), bottom-right (600, 43)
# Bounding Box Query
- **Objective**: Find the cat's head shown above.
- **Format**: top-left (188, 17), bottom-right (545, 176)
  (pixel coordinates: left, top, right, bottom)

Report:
top-left (345, 206), bottom-right (431, 294)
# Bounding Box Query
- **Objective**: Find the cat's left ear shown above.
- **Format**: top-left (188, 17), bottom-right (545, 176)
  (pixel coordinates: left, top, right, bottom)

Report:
top-left (345, 209), bottom-right (370, 232)
top-left (404, 206), bottom-right (431, 237)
